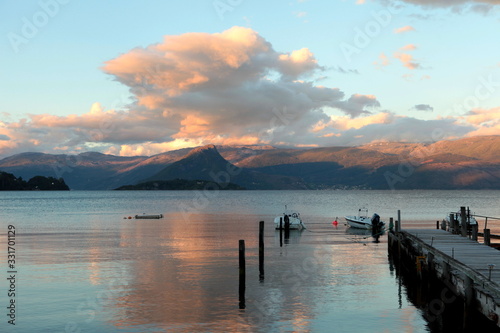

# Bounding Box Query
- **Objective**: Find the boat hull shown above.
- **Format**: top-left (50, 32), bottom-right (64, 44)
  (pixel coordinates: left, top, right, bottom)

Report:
top-left (345, 216), bottom-right (385, 230)
top-left (274, 216), bottom-right (304, 230)
top-left (345, 217), bottom-right (372, 229)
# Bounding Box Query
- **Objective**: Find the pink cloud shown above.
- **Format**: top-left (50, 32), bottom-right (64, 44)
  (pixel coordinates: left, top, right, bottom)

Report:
top-left (0, 27), bottom-right (387, 157)
top-left (394, 52), bottom-right (421, 70)
top-left (400, 44), bottom-right (417, 51)
top-left (373, 53), bottom-right (391, 68)
top-left (465, 107), bottom-right (500, 125)
top-left (394, 26), bottom-right (416, 34)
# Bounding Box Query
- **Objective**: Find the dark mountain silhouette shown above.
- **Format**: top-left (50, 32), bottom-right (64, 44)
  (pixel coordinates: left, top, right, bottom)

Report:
top-left (147, 145), bottom-right (232, 182)
top-left (146, 144), bottom-right (308, 190)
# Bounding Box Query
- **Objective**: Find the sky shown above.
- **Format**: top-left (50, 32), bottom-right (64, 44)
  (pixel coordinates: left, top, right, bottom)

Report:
top-left (1, 0), bottom-right (499, 157)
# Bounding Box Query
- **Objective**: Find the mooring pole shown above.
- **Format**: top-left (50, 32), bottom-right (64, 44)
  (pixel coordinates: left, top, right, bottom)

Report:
top-left (259, 221), bottom-right (264, 280)
top-left (279, 217), bottom-right (283, 247)
top-left (239, 239), bottom-right (246, 309)
top-left (284, 215), bottom-right (290, 237)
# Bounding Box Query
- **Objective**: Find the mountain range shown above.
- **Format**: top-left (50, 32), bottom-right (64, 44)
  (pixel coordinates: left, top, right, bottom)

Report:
top-left (0, 135), bottom-right (498, 190)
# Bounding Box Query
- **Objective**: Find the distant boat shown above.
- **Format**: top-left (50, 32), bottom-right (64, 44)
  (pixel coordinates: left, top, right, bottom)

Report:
top-left (345, 208), bottom-right (385, 230)
top-left (274, 206), bottom-right (305, 230)
top-left (135, 214), bottom-right (164, 219)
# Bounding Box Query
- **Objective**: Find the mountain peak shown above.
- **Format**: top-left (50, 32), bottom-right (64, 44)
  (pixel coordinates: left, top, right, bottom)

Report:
top-left (146, 144), bottom-right (230, 182)
top-left (185, 144), bottom-right (218, 157)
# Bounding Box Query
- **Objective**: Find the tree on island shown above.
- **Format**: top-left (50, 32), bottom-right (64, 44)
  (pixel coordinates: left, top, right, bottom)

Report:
top-left (0, 172), bottom-right (70, 190)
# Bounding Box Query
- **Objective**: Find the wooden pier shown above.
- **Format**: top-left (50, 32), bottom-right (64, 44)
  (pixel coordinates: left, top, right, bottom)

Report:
top-left (389, 227), bottom-right (500, 329)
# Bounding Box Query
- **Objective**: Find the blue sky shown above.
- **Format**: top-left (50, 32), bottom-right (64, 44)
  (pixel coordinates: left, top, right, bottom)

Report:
top-left (0, 0), bottom-right (499, 157)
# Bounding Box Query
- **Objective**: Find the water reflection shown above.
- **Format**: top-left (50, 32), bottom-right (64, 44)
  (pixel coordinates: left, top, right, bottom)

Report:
top-left (86, 213), bottom-right (424, 332)
top-left (109, 212), bottom-right (324, 332)
top-left (10, 216), bottom-right (422, 333)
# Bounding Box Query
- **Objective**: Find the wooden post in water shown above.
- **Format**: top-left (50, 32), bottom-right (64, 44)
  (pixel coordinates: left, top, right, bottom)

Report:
top-left (389, 217), bottom-right (394, 232)
top-left (436, 220), bottom-right (439, 229)
top-left (284, 215), bottom-right (290, 240)
top-left (279, 217), bottom-right (283, 247)
top-left (239, 240), bottom-right (246, 309)
top-left (484, 229), bottom-right (491, 246)
top-left (460, 206), bottom-right (467, 237)
top-left (259, 221), bottom-right (264, 280)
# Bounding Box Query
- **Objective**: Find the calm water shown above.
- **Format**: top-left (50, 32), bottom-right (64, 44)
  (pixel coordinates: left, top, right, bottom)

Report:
top-left (0, 190), bottom-right (499, 332)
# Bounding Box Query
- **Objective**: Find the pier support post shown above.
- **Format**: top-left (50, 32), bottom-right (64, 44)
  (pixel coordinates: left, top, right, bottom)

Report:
top-left (259, 221), bottom-right (264, 280)
top-left (472, 224), bottom-right (478, 242)
top-left (484, 229), bottom-right (491, 246)
top-left (451, 213), bottom-right (457, 234)
top-left (461, 206), bottom-right (467, 237)
top-left (463, 275), bottom-right (474, 329)
top-left (239, 240), bottom-right (246, 309)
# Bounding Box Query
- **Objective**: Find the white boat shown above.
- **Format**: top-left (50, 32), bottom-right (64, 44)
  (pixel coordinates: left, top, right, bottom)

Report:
top-left (274, 207), bottom-right (305, 230)
top-left (345, 208), bottom-right (385, 230)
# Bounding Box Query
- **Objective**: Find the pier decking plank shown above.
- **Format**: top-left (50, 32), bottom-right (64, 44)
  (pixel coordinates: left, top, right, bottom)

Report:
top-left (405, 229), bottom-right (500, 282)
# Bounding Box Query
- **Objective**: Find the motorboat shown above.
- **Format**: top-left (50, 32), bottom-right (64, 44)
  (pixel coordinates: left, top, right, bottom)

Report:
top-left (345, 208), bottom-right (385, 230)
top-left (274, 206), bottom-right (305, 230)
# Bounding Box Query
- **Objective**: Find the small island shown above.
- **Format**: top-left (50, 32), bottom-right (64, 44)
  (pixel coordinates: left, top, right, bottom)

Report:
top-left (114, 179), bottom-right (245, 190)
top-left (0, 171), bottom-right (70, 190)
